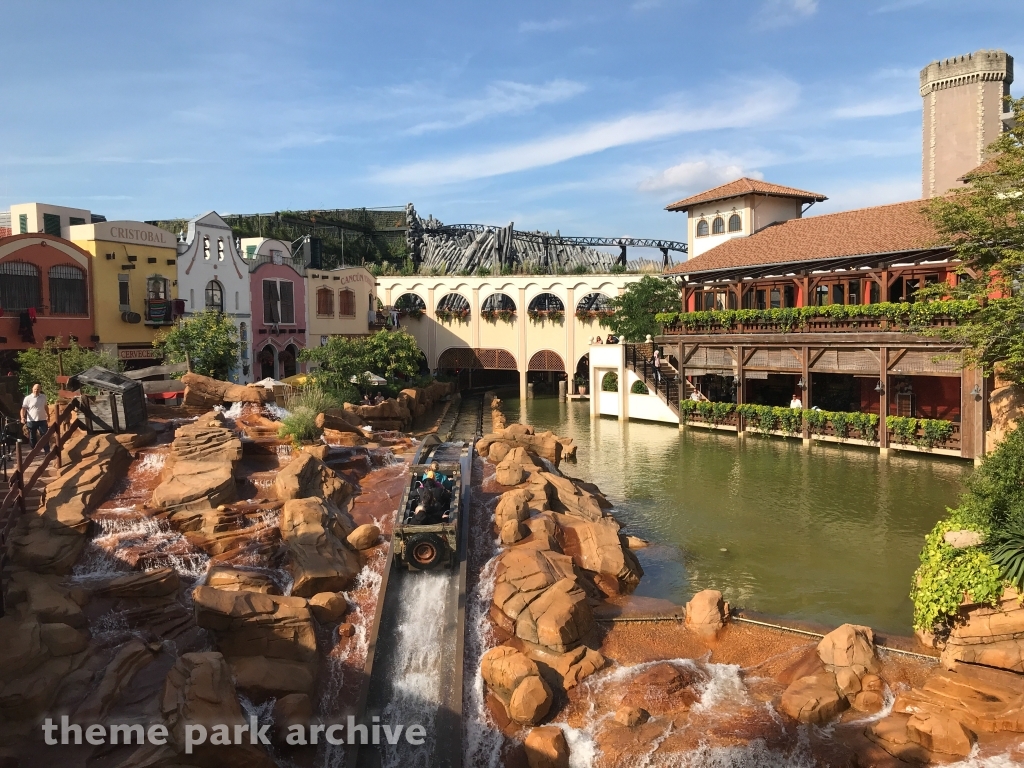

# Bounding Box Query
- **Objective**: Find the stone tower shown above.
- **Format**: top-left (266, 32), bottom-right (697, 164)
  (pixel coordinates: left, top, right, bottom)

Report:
top-left (920, 49), bottom-right (1013, 198)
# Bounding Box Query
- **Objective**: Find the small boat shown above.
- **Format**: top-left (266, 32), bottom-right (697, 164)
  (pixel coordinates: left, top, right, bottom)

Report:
top-left (393, 435), bottom-right (464, 570)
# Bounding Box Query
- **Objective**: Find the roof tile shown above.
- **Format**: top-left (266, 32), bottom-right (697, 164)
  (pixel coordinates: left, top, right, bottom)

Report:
top-left (665, 178), bottom-right (828, 211)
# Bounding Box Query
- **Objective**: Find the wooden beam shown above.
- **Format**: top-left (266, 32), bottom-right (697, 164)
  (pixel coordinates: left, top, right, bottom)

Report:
top-left (123, 362), bottom-right (189, 380)
top-left (887, 349), bottom-right (909, 370)
top-left (808, 349), bottom-right (827, 368)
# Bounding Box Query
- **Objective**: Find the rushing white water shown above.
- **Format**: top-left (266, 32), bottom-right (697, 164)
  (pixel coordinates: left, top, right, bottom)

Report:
top-left (379, 571), bottom-right (452, 768)
top-left (263, 403), bottom-right (291, 420)
top-left (947, 752), bottom-right (1024, 768)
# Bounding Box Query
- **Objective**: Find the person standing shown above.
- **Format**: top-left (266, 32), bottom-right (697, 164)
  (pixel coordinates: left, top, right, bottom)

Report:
top-left (21, 383), bottom-right (49, 448)
top-left (652, 347), bottom-right (662, 384)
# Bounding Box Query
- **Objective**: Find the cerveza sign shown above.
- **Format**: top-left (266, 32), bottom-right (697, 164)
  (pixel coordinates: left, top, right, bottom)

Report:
top-left (93, 221), bottom-right (174, 247)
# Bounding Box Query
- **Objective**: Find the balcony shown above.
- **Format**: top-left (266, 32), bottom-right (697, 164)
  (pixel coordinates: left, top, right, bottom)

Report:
top-left (658, 301), bottom-right (976, 337)
top-left (144, 299), bottom-right (174, 325)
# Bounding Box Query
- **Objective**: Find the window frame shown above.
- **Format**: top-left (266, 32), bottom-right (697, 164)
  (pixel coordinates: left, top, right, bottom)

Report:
top-left (316, 287), bottom-right (334, 317)
top-left (727, 214), bottom-right (742, 233)
top-left (48, 263), bottom-right (88, 316)
top-left (695, 220), bottom-right (709, 238)
top-left (205, 280), bottom-right (224, 312)
top-left (339, 288), bottom-right (356, 317)
top-left (712, 216), bottom-right (725, 235)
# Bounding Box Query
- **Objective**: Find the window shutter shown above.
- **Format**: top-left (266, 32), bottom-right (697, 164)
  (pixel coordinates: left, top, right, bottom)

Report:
top-left (264, 280), bottom-right (280, 323)
top-left (279, 281), bottom-right (294, 324)
top-left (43, 213), bottom-right (61, 236)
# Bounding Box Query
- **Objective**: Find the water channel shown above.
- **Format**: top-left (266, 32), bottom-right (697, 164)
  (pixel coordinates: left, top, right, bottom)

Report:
top-left (508, 396), bottom-right (971, 635)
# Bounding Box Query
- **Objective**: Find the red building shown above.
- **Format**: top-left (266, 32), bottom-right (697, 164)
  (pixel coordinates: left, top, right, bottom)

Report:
top-left (0, 234), bottom-right (96, 369)
top-left (245, 239), bottom-right (307, 381)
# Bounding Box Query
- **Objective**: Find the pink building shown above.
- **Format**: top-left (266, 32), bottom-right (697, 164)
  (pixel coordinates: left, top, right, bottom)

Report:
top-left (245, 239), bottom-right (307, 380)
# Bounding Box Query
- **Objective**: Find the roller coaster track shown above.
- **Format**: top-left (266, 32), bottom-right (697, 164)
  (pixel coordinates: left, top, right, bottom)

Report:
top-left (350, 394), bottom-right (482, 768)
top-left (434, 224), bottom-right (688, 254)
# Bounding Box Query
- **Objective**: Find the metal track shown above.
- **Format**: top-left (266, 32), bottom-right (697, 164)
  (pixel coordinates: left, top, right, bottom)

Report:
top-left (350, 397), bottom-right (480, 768)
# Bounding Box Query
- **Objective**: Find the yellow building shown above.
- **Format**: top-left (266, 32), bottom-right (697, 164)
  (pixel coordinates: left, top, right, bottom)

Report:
top-left (70, 220), bottom-right (180, 369)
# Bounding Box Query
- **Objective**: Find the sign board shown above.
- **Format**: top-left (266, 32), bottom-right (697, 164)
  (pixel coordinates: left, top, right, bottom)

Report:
top-left (118, 347), bottom-right (161, 361)
top-left (71, 220), bottom-right (176, 248)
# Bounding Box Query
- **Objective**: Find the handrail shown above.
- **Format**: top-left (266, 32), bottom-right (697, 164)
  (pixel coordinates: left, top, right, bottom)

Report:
top-left (625, 344), bottom-right (680, 416)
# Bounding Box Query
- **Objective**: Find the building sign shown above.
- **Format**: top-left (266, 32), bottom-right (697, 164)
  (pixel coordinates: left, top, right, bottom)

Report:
top-left (311, 270), bottom-right (375, 287)
top-left (118, 347), bottom-right (160, 360)
top-left (88, 221), bottom-right (175, 248)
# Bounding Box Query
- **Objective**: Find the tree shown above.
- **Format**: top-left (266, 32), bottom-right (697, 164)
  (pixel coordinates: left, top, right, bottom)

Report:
top-left (155, 310), bottom-right (240, 380)
top-left (299, 330), bottom-right (423, 392)
top-left (300, 335), bottom-right (367, 394)
top-left (918, 95), bottom-right (1024, 383)
top-left (16, 338), bottom-right (122, 400)
top-left (362, 330), bottom-right (423, 380)
top-left (604, 275), bottom-right (681, 342)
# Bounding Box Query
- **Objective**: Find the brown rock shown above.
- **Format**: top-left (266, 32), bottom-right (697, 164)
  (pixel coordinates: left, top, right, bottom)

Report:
top-left (347, 523), bottom-right (381, 550)
top-left (192, 586), bottom-right (317, 662)
top-left (941, 587), bottom-right (1024, 673)
top-left (308, 592), bottom-right (349, 623)
top-left (496, 461), bottom-right (525, 487)
top-left (496, 489), bottom-right (531, 528)
top-left (835, 667), bottom-right (862, 697)
top-left (685, 589), bottom-right (726, 631)
top-left (817, 623), bottom-right (880, 674)
top-left (274, 453), bottom-right (352, 507)
top-left (207, 566), bottom-right (281, 594)
top-left (559, 515), bottom-right (643, 595)
top-left (906, 712), bottom-right (975, 756)
top-left (280, 497), bottom-right (361, 597)
top-left (166, 416), bottom-right (243, 464)
top-left (93, 567), bottom-right (180, 598)
top-left (780, 674), bottom-right (848, 724)
top-left (614, 706), bottom-right (650, 727)
top-left (273, 693), bottom-right (313, 742)
top-left (181, 372), bottom-right (272, 405)
top-left (315, 411), bottom-right (363, 434)
top-left (622, 535), bottom-right (648, 549)
top-left (523, 726), bottom-right (569, 768)
top-left (622, 662), bottom-right (705, 714)
top-left (489, 441), bottom-right (512, 463)
top-left (228, 655), bottom-right (316, 700)
top-left (891, 662), bottom-right (1024, 733)
top-left (501, 519), bottom-right (527, 545)
top-left (151, 460), bottom-right (236, 511)
top-left (6, 571), bottom-right (86, 627)
top-left (481, 646), bottom-right (540, 694)
top-left (74, 639), bottom-right (159, 720)
top-left (509, 675), bottom-right (553, 724)
top-left (866, 714), bottom-right (932, 763)
top-left (527, 644), bottom-right (606, 689)
top-left (852, 690), bottom-right (885, 713)
top-left (338, 623), bottom-right (355, 638)
top-left (39, 623), bottom-right (89, 656)
top-left (519, 578), bottom-right (594, 653)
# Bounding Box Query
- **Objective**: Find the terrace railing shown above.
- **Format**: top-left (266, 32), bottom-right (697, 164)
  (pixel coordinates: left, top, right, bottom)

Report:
top-left (625, 344), bottom-right (680, 416)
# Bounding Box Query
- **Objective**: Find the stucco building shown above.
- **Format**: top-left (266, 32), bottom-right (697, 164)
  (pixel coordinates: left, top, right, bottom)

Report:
top-left (0, 233), bottom-right (95, 368)
top-left (305, 266), bottom-right (379, 349)
top-left (175, 212), bottom-right (252, 382)
top-left (243, 238), bottom-right (307, 380)
top-left (70, 220), bottom-right (180, 369)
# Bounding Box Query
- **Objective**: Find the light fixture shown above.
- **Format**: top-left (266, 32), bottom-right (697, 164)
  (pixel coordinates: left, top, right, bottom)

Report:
top-left (970, 384), bottom-right (982, 400)
top-left (797, 376), bottom-right (807, 390)
top-left (874, 380), bottom-right (885, 394)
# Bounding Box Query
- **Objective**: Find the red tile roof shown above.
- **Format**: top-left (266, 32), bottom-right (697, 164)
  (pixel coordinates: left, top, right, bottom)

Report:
top-left (666, 199), bottom-right (942, 276)
top-left (665, 178), bottom-right (828, 211)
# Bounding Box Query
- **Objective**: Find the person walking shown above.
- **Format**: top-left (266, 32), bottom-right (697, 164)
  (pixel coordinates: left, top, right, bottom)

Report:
top-left (652, 347), bottom-right (662, 385)
top-left (21, 383), bottom-right (49, 448)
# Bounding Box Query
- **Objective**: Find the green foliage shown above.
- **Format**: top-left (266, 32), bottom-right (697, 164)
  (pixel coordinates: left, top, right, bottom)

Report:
top-left (679, 398), bottom-right (696, 422)
top-left (916, 96), bottom-right (1024, 384)
top-left (955, 420), bottom-right (1024, 534)
top-left (601, 372), bottom-right (618, 392)
top-left (155, 310), bottom-right (240, 380)
top-left (16, 338), bottom-right (123, 400)
top-left (480, 309), bottom-right (515, 324)
top-left (604, 276), bottom-right (681, 342)
top-left (986, 531), bottom-right (1024, 593)
top-left (436, 309), bottom-right (470, 325)
top-left (278, 408), bottom-right (319, 444)
top-left (527, 309), bottom-right (564, 325)
top-left (654, 300), bottom-right (979, 334)
top-left (910, 514), bottom-right (1003, 631)
top-left (885, 416), bottom-right (954, 448)
top-left (850, 412), bottom-right (880, 443)
top-left (630, 380), bottom-right (649, 395)
top-left (886, 416), bottom-right (918, 445)
top-left (301, 330), bottom-right (422, 391)
top-left (276, 386), bottom-right (346, 445)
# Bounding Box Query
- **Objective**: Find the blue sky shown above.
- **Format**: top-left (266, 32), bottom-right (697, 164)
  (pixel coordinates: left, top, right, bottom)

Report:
top-left (1, 0), bottom-right (1021, 245)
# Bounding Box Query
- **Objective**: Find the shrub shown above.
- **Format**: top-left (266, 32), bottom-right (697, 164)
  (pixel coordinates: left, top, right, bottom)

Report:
top-left (850, 412), bottom-right (879, 442)
top-left (630, 380), bottom-right (649, 394)
top-left (278, 407), bottom-right (319, 445)
top-left (986, 532), bottom-right (1024, 593)
top-left (601, 372), bottom-right (618, 392)
top-left (886, 416), bottom-right (918, 445)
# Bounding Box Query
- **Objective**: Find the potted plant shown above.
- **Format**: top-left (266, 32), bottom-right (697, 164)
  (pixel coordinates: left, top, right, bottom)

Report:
top-left (574, 374), bottom-right (588, 395)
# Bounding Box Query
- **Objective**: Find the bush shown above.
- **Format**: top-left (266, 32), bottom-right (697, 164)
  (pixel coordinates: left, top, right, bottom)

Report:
top-left (630, 380), bottom-right (649, 394)
top-left (601, 372), bottom-right (618, 392)
top-left (278, 407), bottom-right (319, 445)
top-left (16, 338), bottom-right (122, 400)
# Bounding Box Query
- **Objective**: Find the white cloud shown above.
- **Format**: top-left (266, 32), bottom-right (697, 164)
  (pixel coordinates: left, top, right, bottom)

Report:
top-left (638, 155), bottom-right (764, 194)
top-left (373, 79), bottom-right (799, 186)
top-left (757, 0), bottom-right (818, 27)
top-left (831, 96), bottom-right (919, 119)
top-left (518, 18), bottom-right (572, 33)
top-left (405, 80), bottom-right (587, 135)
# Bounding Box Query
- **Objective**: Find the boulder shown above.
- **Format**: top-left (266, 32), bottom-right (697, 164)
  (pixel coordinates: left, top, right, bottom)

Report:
top-left (151, 461), bottom-right (236, 511)
top-left (517, 578), bottom-right (594, 653)
top-left (495, 461), bottom-right (525, 487)
top-left (986, 384), bottom-right (1024, 450)
top-left (192, 586), bottom-right (317, 662)
top-left (501, 519), bottom-right (527, 545)
top-left (8, 433), bottom-right (131, 574)
top-left (315, 411), bottom-right (363, 434)
top-left (347, 523), bottom-right (381, 550)
top-left (0, 616), bottom-right (47, 684)
top-left (495, 489), bottom-right (531, 529)
top-left (74, 639), bottom-right (160, 720)
top-left (273, 693), bottom-right (313, 742)
top-left (323, 429), bottom-right (367, 447)
top-left (509, 675), bottom-right (553, 724)
top-left (39, 623), bottom-right (89, 656)
top-left (280, 498), bottom-right (362, 597)
top-left (941, 587), bottom-right (1024, 673)
top-left (614, 706), bottom-right (650, 727)
top-left (906, 712), bottom-right (974, 757)
top-left (528, 645), bottom-right (606, 690)
top-left (835, 667), bottom-right (862, 697)
top-left (6, 571), bottom-right (86, 627)
top-left (92, 567), bottom-right (180, 598)
top-left (166, 415), bottom-right (243, 464)
top-left (685, 589), bottom-right (727, 632)
top-left (558, 515), bottom-right (643, 595)
top-left (816, 623), bottom-right (880, 675)
top-left (207, 566), bottom-right (281, 594)
top-left (488, 441), bottom-right (512, 463)
top-left (274, 453), bottom-right (352, 508)
top-left (891, 663), bottom-right (1024, 733)
top-left (622, 535), bottom-right (649, 549)
top-left (621, 662), bottom-right (705, 714)
top-left (943, 530), bottom-right (984, 548)
top-left (161, 651), bottom-right (275, 768)
top-left (538, 472), bottom-right (604, 523)
top-left (523, 726), bottom-right (569, 768)
top-left (852, 690), bottom-right (886, 713)
top-left (480, 646), bottom-right (553, 725)
top-left (779, 674), bottom-right (848, 725)
top-left (227, 655), bottom-right (316, 700)
top-left (308, 592), bottom-right (349, 624)
top-left (866, 714), bottom-right (932, 763)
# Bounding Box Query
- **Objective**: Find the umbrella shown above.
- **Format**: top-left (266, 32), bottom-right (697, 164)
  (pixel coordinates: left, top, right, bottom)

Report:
top-left (254, 377), bottom-right (285, 389)
top-left (281, 374), bottom-right (310, 386)
top-left (350, 371), bottom-right (388, 386)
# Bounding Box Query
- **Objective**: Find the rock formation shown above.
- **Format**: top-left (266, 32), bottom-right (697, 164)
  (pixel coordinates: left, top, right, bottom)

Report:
top-left (181, 372), bottom-right (273, 408)
top-left (940, 586), bottom-right (1024, 673)
top-left (279, 497), bottom-right (361, 596)
top-left (480, 646), bottom-right (553, 725)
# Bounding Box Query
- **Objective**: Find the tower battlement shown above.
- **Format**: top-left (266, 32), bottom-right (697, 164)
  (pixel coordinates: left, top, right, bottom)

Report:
top-left (920, 49), bottom-right (1013, 96)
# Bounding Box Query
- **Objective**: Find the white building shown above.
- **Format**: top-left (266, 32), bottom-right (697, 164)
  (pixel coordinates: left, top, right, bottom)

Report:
top-left (8, 202), bottom-right (101, 238)
top-left (175, 211), bottom-right (252, 382)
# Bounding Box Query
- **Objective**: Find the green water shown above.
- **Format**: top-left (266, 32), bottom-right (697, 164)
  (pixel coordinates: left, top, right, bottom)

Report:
top-left (507, 396), bottom-right (971, 635)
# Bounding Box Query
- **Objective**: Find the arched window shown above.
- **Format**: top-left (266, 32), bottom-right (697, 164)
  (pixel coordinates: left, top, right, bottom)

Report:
top-left (696, 220), bottom-right (709, 237)
top-left (0, 261), bottom-right (41, 312)
top-left (205, 280), bottom-right (224, 312)
top-left (481, 292), bottom-right (516, 312)
top-left (316, 287), bottom-right (334, 317)
top-left (712, 217), bottom-right (725, 235)
top-left (203, 236), bottom-right (211, 260)
top-left (437, 293), bottom-right (471, 319)
top-left (395, 293), bottom-right (426, 314)
top-left (146, 276), bottom-right (170, 322)
top-left (217, 239), bottom-right (225, 261)
top-left (575, 292), bottom-right (613, 322)
top-left (48, 264), bottom-right (88, 315)
top-left (728, 214), bottom-right (742, 232)
top-left (527, 293), bottom-right (564, 313)
top-left (339, 289), bottom-right (356, 317)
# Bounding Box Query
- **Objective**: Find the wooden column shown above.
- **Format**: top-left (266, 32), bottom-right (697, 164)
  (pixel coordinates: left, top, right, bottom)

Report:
top-left (879, 347), bottom-right (889, 452)
top-left (802, 346), bottom-right (811, 442)
top-left (960, 365), bottom-right (985, 461)
top-left (800, 275), bottom-right (810, 308)
top-left (735, 344), bottom-right (745, 436)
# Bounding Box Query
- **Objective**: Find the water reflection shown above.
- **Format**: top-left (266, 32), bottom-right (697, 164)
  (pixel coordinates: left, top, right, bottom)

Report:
top-left (511, 396), bottom-right (969, 634)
